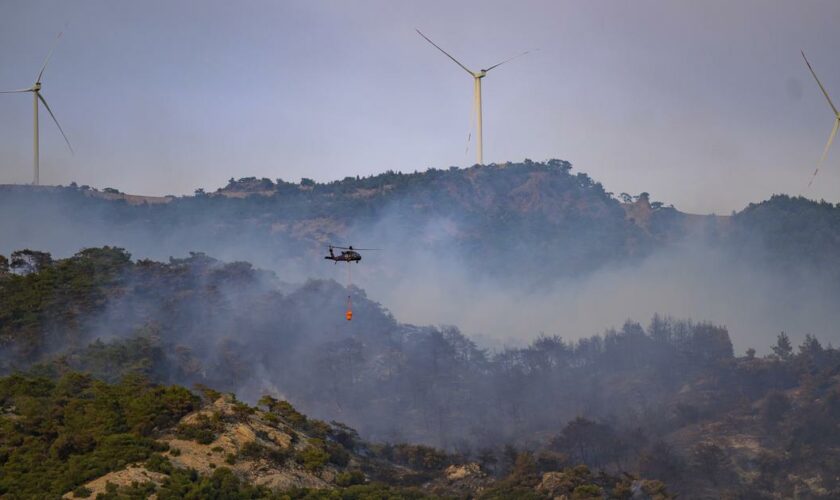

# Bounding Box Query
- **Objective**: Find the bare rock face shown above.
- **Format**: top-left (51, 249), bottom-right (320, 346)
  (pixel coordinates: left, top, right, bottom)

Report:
top-left (424, 462), bottom-right (492, 496)
top-left (65, 394), bottom-right (347, 497)
top-left (164, 395), bottom-right (334, 490)
top-left (537, 466), bottom-right (605, 499)
top-left (445, 462), bottom-right (483, 481)
top-left (538, 471), bottom-right (572, 496)
top-left (252, 468), bottom-right (332, 491)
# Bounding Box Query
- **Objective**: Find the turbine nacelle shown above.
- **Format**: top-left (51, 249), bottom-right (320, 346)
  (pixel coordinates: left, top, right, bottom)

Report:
top-left (32, 82), bottom-right (41, 92)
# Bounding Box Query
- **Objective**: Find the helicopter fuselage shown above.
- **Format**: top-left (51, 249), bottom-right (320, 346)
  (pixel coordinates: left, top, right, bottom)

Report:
top-left (325, 251), bottom-right (361, 263)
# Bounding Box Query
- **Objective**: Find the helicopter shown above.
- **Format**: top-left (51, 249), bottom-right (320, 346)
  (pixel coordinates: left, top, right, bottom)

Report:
top-left (325, 244), bottom-right (378, 321)
top-left (324, 245), bottom-right (378, 263)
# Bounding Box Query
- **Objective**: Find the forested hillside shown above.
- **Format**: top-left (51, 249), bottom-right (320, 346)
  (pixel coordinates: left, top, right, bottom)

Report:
top-left (3, 160), bottom-right (840, 295)
top-left (1, 248), bottom-right (839, 497)
top-left (5, 160), bottom-right (840, 352)
top-left (729, 194), bottom-right (840, 283)
top-left (3, 163), bottom-right (840, 498)
top-left (0, 160), bottom-right (688, 286)
top-left (2, 371), bottom-right (668, 498)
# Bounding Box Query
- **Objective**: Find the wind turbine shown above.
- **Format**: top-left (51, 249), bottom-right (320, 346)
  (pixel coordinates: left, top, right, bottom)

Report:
top-left (801, 50), bottom-right (840, 187)
top-left (0, 32), bottom-right (73, 186)
top-left (417, 29), bottom-right (532, 165)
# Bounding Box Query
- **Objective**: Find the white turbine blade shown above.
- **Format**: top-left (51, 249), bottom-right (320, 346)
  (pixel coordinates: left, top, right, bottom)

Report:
top-left (0, 88), bottom-right (32, 93)
top-left (36, 31), bottom-right (64, 84)
top-left (37, 93), bottom-right (74, 154)
top-left (802, 50), bottom-right (838, 116)
top-left (484, 49), bottom-right (536, 72)
top-left (416, 29), bottom-right (474, 76)
top-left (808, 118), bottom-right (839, 187)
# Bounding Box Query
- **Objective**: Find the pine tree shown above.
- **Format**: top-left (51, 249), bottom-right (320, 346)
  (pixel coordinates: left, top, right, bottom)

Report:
top-left (772, 332), bottom-right (793, 361)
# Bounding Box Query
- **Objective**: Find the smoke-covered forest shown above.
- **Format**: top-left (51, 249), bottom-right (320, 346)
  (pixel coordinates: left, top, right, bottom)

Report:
top-left (3, 162), bottom-right (840, 497)
top-left (2, 245), bottom-right (840, 497)
top-left (2, 161), bottom-right (840, 350)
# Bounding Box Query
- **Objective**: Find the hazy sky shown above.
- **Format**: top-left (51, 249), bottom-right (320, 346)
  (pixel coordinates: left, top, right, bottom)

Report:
top-left (1, 0), bottom-right (839, 213)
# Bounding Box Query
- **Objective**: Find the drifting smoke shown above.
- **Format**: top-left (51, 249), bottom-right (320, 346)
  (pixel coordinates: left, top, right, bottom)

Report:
top-left (3, 170), bottom-right (840, 447)
top-left (371, 232), bottom-right (840, 354)
top-left (1, 170), bottom-right (839, 356)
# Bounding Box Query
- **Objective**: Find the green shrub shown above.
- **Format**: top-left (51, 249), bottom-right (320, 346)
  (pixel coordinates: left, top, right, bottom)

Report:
top-left (336, 470), bottom-right (366, 487)
top-left (269, 400), bottom-right (308, 428)
top-left (641, 480), bottom-right (669, 496)
top-left (296, 440), bottom-right (330, 471)
top-left (386, 444), bottom-right (450, 471)
top-left (194, 384), bottom-right (221, 403)
top-left (156, 467), bottom-right (269, 498)
top-left (572, 484), bottom-right (602, 499)
top-left (232, 402), bottom-right (254, 421)
top-left (329, 422), bottom-right (360, 450)
top-left (239, 441), bottom-right (265, 460)
top-left (175, 413), bottom-right (224, 445)
top-left (94, 481), bottom-right (157, 499)
top-left (285, 483), bottom-right (433, 498)
top-left (306, 419), bottom-right (331, 439)
top-left (325, 441), bottom-right (350, 466)
top-left (175, 425), bottom-right (215, 445)
top-left (146, 453), bottom-right (173, 474)
top-left (611, 480), bottom-right (633, 499)
top-left (0, 373), bottom-right (196, 497)
top-left (267, 448), bottom-right (291, 465)
top-left (72, 485), bottom-right (92, 498)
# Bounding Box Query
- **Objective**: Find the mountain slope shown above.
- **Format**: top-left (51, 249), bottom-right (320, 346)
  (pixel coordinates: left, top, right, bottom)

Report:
top-left (2, 161), bottom-right (837, 290)
top-left (4, 249), bottom-right (840, 497)
top-left (0, 161), bottom-right (655, 286)
top-left (0, 371), bottom-right (669, 499)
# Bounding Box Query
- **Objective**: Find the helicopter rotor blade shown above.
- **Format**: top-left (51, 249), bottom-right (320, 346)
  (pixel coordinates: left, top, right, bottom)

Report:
top-left (328, 245), bottom-right (380, 251)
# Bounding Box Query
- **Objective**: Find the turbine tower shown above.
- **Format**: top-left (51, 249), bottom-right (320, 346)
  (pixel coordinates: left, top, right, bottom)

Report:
top-left (801, 50), bottom-right (840, 186)
top-left (417, 29), bottom-right (532, 165)
top-left (0, 32), bottom-right (73, 186)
